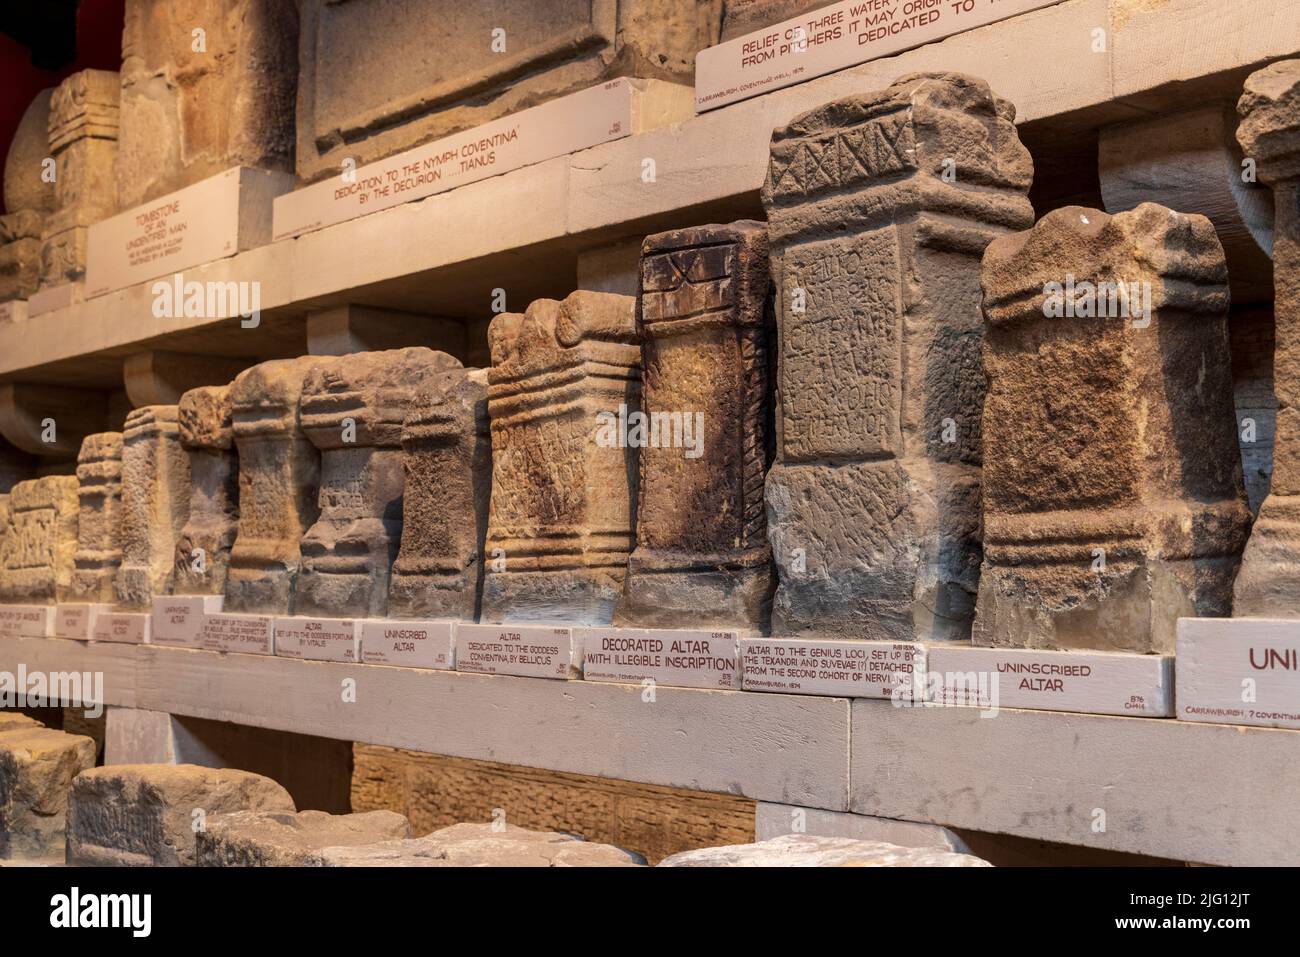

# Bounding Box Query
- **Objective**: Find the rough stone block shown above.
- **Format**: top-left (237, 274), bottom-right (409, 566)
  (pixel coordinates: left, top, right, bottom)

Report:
top-left (658, 834), bottom-right (991, 866)
top-left (0, 726), bottom-right (96, 860)
top-left (615, 220), bottom-right (774, 631)
top-left (69, 432), bottom-right (124, 603)
top-left (316, 822), bottom-right (645, 867)
top-left (1, 89), bottom-right (54, 302)
top-left (0, 476), bottom-right (79, 603)
top-left (173, 385), bottom-right (240, 596)
top-left (760, 72), bottom-right (1034, 642)
top-left (66, 764), bottom-right (296, 866)
top-left (976, 203), bottom-right (1250, 653)
top-left (388, 366), bottom-right (491, 620)
top-left (195, 808), bottom-right (410, 866)
top-left (482, 290), bottom-right (640, 624)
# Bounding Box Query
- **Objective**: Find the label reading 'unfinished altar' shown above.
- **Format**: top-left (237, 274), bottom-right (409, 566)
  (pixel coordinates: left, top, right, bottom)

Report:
top-left (55, 603), bottom-right (112, 640)
top-left (926, 644), bottom-right (1173, 716)
top-left (695, 0), bottom-right (1063, 111)
top-left (272, 79), bottom-right (635, 241)
top-left (359, 620), bottom-right (454, 670)
top-left (0, 604), bottom-right (54, 638)
top-left (274, 617), bottom-right (360, 663)
top-left (454, 623), bottom-right (580, 679)
top-left (740, 638), bottom-right (924, 699)
top-left (201, 612), bottom-right (275, 656)
top-left (151, 595), bottom-right (224, 648)
top-left (1177, 618), bottom-right (1300, 730)
top-left (90, 611), bottom-right (150, 645)
top-left (85, 168), bottom-right (289, 298)
top-left (579, 627), bottom-right (742, 690)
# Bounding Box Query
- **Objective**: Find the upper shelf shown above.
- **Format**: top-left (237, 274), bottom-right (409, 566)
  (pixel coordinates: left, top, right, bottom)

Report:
top-left (1, 0), bottom-right (1294, 389)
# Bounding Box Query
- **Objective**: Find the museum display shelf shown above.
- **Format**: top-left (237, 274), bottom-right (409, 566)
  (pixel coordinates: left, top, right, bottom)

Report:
top-left (3, 633), bottom-right (1296, 867)
top-left (0, 0), bottom-right (1292, 390)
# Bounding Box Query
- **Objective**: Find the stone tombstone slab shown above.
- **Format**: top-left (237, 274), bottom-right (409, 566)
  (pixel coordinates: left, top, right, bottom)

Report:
top-left (116, 0), bottom-right (299, 210)
top-left (482, 291), bottom-right (640, 625)
top-left (0, 476), bottom-right (79, 603)
top-left (297, 348), bottom-right (460, 618)
top-left (740, 637), bottom-right (925, 699)
top-left (69, 432), bottom-right (124, 603)
top-left (614, 221), bottom-right (775, 631)
top-left (40, 70), bottom-right (119, 291)
top-left (388, 366), bottom-right (490, 621)
top-left (114, 405), bottom-right (191, 609)
top-left (1233, 60), bottom-right (1300, 616)
top-left (224, 357), bottom-right (331, 615)
top-left (295, 0), bottom-right (712, 183)
top-left (66, 764), bottom-right (296, 866)
top-left (0, 89), bottom-right (54, 302)
top-left (761, 73), bottom-right (1034, 643)
top-left (173, 385), bottom-right (239, 597)
top-left (976, 203), bottom-right (1251, 654)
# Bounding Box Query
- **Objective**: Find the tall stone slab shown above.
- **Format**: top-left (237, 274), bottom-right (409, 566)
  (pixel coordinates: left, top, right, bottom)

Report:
top-left (173, 385), bottom-right (240, 596)
top-left (1233, 60), bottom-right (1300, 616)
top-left (0, 89), bottom-right (55, 302)
top-left (482, 291), bottom-right (639, 624)
top-left (388, 366), bottom-right (491, 620)
top-left (114, 406), bottom-right (191, 608)
top-left (760, 73), bottom-right (1034, 642)
top-left (294, 0), bottom-right (712, 182)
top-left (614, 221), bottom-right (775, 631)
top-left (976, 203), bottom-right (1250, 653)
top-left (117, 0), bottom-right (299, 208)
top-left (69, 432), bottom-right (124, 603)
top-left (225, 357), bottom-right (331, 614)
top-left (0, 476), bottom-right (79, 603)
top-left (40, 70), bottom-right (119, 291)
top-left (296, 348), bottom-right (460, 618)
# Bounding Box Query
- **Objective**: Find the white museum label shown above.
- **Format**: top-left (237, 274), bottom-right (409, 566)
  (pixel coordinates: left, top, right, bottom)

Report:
top-left (272, 78), bottom-right (635, 240)
top-left (90, 611), bottom-right (151, 645)
top-left (201, 613), bottom-right (275, 656)
top-left (0, 604), bottom-right (54, 638)
top-left (0, 300), bottom-right (26, 325)
top-left (54, 603), bottom-right (112, 640)
top-left (150, 595), bottom-right (224, 648)
top-left (27, 282), bottom-right (74, 316)
top-left (740, 638), bottom-right (925, 699)
top-left (579, 627), bottom-right (742, 690)
top-left (925, 644), bottom-right (1173, 717)
top-left (274, 617), bottom-right (360, 663)
top-left (455, 623), bottom-right (580, 679)
top-left (359, 619), bottom-right (455, 670)
top-left (695, 0), bottom-right (1063, 111)
top-left (1177, 617), bottom-right (1300, 730)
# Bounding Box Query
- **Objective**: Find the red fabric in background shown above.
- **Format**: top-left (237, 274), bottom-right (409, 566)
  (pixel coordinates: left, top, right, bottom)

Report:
top-left (0, 0), bottom-right (125, 214)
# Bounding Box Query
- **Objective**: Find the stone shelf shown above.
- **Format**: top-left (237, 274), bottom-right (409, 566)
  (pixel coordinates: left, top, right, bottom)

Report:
top-left (3, 634), bottom-right (1298, 866)
top-left (1, 0), bottom-right (1294, 389)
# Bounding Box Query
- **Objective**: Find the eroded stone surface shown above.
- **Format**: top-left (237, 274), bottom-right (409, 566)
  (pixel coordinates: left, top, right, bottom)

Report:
top-left (1234, 59), bottom-right (1300, 617)
top-left (295, 1), bottom-right (712, 183)
top-left (316, 822), bottom-right (645, 867)
top-left (117, 0), bottom-right (298, 209)
top-left (482, 291), bottom-right (640, 624)
top-left (761, 73), bottom-right (1034, 642)
top-left (66, 764), bottom-right (296, 866)
top-left (0, 476), bottom-right (79, 603)
top-left (976, 203), bottom-right (1250, 653)
top-left (196, 809), bottom-right (410, 866)
top-left (40, 70), bottom-right (119, 290)
top-left (0, 89), bottom-right (54, 302)
top-left (658, 834), bottom-right (991, 867)
top-left (114, 406), bottom-right (190, 609)
top-left (0, 726), bottom-right (96, 860)
top-left (297, 348), bottom-right (460, 618)
top-left (615, 221), bottom-right (774, 630)
top-left (173, 385), bottom-right (239, 595)
top-left (388, 366), bottom-right (491, 620)
top-left (225, 357), bottom-right (330, 614)
top-left (69, 432), bottom-right (124, 603)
